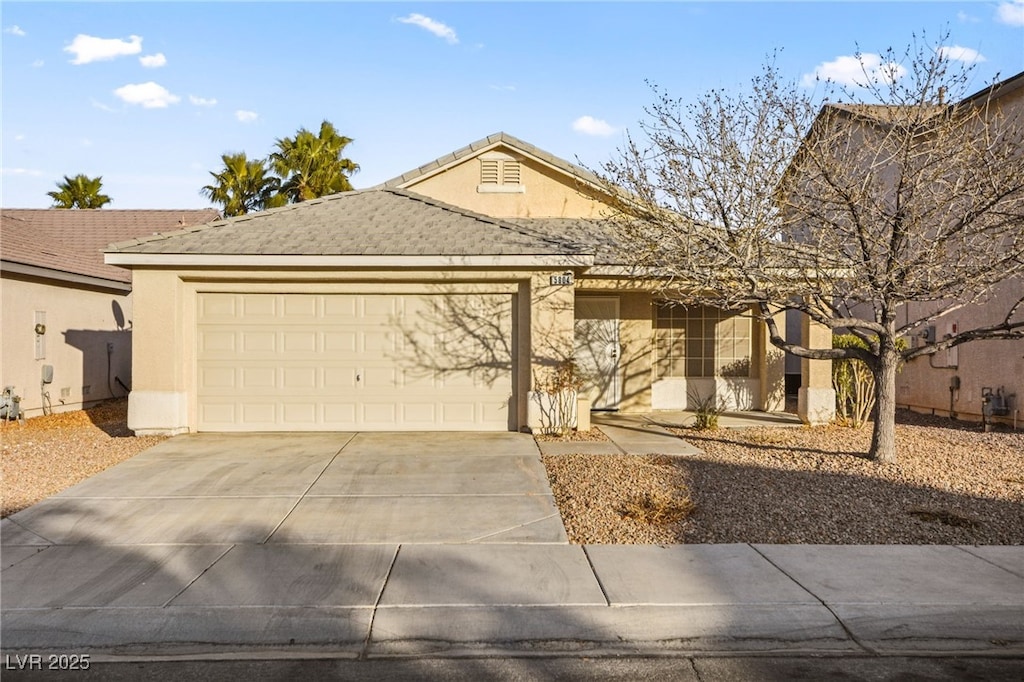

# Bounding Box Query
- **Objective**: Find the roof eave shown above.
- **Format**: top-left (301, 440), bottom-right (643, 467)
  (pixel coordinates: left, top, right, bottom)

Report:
top-left (2, 259), bottom-right (132, 292)
top-left (103, 253), bottom-right (595, 269)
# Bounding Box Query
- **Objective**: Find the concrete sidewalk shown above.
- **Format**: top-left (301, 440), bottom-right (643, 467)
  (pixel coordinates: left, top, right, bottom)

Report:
top-left (2, 538), bottom-right (1021, 658)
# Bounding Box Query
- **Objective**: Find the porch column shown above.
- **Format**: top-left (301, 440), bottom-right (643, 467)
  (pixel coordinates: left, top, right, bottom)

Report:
top-left (797, 314), bottom-right (836, 425)
top-left (526, 271), bottom-right (576, 431)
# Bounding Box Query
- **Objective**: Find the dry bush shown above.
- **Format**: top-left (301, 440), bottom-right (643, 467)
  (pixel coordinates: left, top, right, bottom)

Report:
top-left (619, 490), bottom-right (695, 525)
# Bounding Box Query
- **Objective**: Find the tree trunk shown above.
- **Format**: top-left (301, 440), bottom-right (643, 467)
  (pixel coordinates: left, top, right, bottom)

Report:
top-left (869, 342), bottom-right (900, 463)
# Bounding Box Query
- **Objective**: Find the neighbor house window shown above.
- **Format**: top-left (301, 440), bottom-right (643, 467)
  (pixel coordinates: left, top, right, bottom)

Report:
top-left (478, 152), bottom-right (525, 193)
top-left (655, 304), bottom-right (752, 378)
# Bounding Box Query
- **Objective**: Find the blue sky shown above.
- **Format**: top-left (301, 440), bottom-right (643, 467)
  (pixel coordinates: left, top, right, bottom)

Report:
top-left (3, 1), bottom-right (1022, 209)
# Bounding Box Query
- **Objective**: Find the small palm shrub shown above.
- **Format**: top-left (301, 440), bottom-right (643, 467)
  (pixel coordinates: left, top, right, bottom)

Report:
top-left (688, 387), bottom-right (724, 430)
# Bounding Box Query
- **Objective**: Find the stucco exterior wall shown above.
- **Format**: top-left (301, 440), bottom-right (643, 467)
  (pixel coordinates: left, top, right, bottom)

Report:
top-left (894, 85), bottom-right (1023, 426)
top-left (127, 267), bottom-right (580, 434)
top-left (897, 277), bottom-right (1024, 425)
top-left (1, 274), bottom-right (132, 416)
top-left (405, 155), bottom-right (611, 219)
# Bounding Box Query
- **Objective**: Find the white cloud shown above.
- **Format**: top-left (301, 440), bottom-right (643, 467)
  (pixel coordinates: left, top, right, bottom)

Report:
top-left (140, 53), bottom-right (167, 68)
top-left (81, 138), bottom-right (94, 147)
top-left (572, 115), bottom-right (616, 137)
top-left (1, 167), bottom-right (44, 177)
top-left (189, 95), bottom-right (217, 107)
top-left (15, 134), bottom-right (25, 141)
top-left (937, 45), bottom-right (987, 64)
top-left (489, 84), bottom-right (516, 91)
top-left (397, 13), bottom-right (458, 44)
top-left (4, 25), bottom-right (26, 37)
top-left (31, 60), bottom-right (44, 68)
top-left (65, 34), bottom-right (143, 65)
top-left (800, 53), bottom-right (907, 88)
top-left (996, 0), bottom-right (1024, 26)
top-left (957, 10), bottom-right (981, 23)
top-left (235, 110), bottom-right (258, 123)
top-left (113, 81), bottom-right (180, 108)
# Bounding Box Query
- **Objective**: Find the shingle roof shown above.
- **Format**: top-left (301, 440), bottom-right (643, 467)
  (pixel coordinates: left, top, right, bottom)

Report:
top-left (106, 188), bottom-right (587, 257)
top-left (382, 131), bottom-right (607, 191)
top-left (508, 218), bottom-right (625, 265)
top-left (1, 208), bottom-right (220, 284)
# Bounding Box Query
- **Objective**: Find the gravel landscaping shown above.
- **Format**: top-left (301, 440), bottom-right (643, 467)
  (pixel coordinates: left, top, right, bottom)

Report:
top-left (1, 400), bottom-right (166, 517)
top-left (544, 411), bottom-right (1024, 545)
top-left (4, 401), bottom-right (1021, 546)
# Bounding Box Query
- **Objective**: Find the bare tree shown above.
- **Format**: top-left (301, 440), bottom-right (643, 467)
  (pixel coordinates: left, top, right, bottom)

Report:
top-left (601, 39), bottom-right (1024, 462)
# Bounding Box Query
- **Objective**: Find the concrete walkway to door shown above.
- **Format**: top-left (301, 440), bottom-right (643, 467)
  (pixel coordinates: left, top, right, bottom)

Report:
top-left (3, 431), bottom-right (1022, 659)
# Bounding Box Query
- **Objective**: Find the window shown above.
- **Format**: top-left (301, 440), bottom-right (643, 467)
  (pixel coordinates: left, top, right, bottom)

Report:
top-left (478, 152), bottom-right (525, 193)
top-left (655, 304), bottom-right (752, 378)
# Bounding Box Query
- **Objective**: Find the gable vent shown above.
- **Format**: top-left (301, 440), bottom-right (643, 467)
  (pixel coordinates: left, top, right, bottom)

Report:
top-left (478, 152), bottom-right (525, 193)
top-left (502, 159), bottom-right (520, 184)
top-left (480, 158), bottom-right (501, 185)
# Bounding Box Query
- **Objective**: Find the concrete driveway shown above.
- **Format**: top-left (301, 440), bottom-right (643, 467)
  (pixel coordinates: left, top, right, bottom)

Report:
top-left (3, 432), bottom-right (568, 545)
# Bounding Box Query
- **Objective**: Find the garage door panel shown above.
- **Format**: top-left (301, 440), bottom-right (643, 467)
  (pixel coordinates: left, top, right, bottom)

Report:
top-left (200, 366), bottom-right (237, 390)
top-left (242, 331), bottom-right (276, 353)
top-left (282, 402), bottom-right (317, 424)
top-left (283, 331), bottom-right (317, 353)
top-left (199, 402), bottom-right (236, 428)
top-left (197, 293), bottom-right (513, 431)
top-left (361, 331), bottom-right (400, 354)
top-left (440, 402), bottom-right (476, 424)
top-left (199, 293), bottom-right (238, 319)
top-left (402, 369), bottom-right (438, 390)
top-left (241, 403), bottom-right (277, 424)
top-left (362, 295), bottom-right (402, 318)
top-left (282, 367), bottom-right (318, 390)
top-left (323, 402), bottom-right (358, 423)
top-left (362, 403), bottom-right (398, 425)
top-left (240, 366), bottom-right (277, 389)
top-left (324, 296), bottom-right (357, 317)
top-left (324, 331), bottom-right (357, 352)
top-left (402, 403), bottom-right (437, 424)
top-left (199, 331), bottom-right (236, 353)
top-left (241, 294), bottom-right (278, 318)
top-left (283, 296), bottom-right (318, 318)
top-left (323, 367), bottom-right (357, 389)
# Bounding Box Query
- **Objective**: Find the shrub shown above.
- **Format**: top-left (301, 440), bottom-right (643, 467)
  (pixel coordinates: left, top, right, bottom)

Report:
top-left (831, 334), bottom-right (906, 428)
top-left (688, 387), bottom-right (724, 430)
top-left (534, 358), bottom-right (586, 437)
top-left (619, 489), bottom-right (695, 525)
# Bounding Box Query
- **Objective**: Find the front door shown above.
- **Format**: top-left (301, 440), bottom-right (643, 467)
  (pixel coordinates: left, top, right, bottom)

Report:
top-left (574, 297), bottom-right (620, 410)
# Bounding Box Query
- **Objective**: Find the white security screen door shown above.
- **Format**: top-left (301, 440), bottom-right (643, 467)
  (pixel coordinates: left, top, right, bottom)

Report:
top-left (574, 297), bottom-right (620, 410)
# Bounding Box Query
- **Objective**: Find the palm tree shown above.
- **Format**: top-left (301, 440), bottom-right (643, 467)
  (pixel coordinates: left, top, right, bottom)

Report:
top-left (200, 152), bottom-right (285, 217)
top-left (47, 174), bottom-right (112, 209)
top-left (270, 120), bottom-right (359, 203)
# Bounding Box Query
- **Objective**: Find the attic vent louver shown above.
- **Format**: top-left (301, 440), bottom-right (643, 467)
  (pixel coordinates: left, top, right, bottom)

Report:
top-left (478, 151), bottom-right (525, 194)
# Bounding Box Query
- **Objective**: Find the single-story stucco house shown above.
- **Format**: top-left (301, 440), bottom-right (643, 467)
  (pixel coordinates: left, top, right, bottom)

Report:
top-left (105, 134), bottom-right (835, 435)
top-left (1, 208), bottom-right (219, 417)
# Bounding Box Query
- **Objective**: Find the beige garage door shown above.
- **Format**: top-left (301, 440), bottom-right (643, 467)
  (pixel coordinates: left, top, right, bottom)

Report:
top-left (196, 293), bottom-right (514, 431)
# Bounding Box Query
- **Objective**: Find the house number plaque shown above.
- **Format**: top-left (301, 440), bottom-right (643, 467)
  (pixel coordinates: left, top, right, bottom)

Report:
top-left (549, 273), bottom-right (574, 286)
